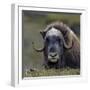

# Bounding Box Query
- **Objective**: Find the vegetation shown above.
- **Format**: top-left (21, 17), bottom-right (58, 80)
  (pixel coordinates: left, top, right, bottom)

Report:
top-left (24, 68), bottom-right (80, 77)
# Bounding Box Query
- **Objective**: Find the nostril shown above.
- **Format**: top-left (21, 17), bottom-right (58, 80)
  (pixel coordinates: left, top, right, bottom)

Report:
top-left (50, 53), bottom-right (57, 57)
top-left (53, 53), bottom-right (57, 57)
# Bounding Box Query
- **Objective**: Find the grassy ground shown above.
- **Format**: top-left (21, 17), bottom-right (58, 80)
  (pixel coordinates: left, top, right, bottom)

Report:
top-left (24, 68), bottom-right (80, 77)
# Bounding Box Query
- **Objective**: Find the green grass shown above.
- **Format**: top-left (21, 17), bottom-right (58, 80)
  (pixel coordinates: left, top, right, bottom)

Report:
top-left (24, 68), bottom-right (80, 77)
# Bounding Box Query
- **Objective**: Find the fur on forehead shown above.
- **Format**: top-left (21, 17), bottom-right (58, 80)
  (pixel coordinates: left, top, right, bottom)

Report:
top-left (45, 27), bottom-right (62, 37)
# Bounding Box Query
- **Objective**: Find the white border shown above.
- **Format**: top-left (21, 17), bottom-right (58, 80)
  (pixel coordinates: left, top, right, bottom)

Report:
top-left (11, 4), bottom-right (87, 87)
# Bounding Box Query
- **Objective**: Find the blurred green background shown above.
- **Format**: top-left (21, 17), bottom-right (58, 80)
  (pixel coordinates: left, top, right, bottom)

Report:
top-left (22, 10), bottom-right (80, 77)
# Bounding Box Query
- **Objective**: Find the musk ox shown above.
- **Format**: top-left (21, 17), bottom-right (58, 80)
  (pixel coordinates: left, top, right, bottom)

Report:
top-left (32, 22), bottom-right (80, 69)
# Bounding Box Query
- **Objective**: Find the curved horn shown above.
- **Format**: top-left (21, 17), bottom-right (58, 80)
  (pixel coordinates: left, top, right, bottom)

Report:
top-left (32, 42), bottom-right (44, 52)
top-left (40, 31), bottom-right (45, 38)
top-left (63, 31), bottom-right (73, 49)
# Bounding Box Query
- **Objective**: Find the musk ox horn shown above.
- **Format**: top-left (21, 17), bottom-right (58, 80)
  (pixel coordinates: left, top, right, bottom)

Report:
top-left (32, 42), bottom-right (44, 52)
top-left (63, 31), bottom-right (73, 49)
top-left (40, 31), bottom-right (46, 38)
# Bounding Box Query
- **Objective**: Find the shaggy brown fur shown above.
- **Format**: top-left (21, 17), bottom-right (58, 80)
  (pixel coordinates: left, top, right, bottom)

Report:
top-left (40, 21), bottom-right (80, 68)
top-left (33, 21), bottom-right (80, 69)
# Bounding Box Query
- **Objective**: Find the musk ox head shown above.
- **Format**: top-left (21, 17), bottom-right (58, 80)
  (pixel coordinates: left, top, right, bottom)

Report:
top-left (44, 27), bottom-right (64, 63)
top-left (32, 21), bottom-right (80, 68)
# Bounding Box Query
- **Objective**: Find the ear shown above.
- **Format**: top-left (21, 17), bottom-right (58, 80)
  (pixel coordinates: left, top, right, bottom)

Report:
top-left (40, 31), bottom-right (46, 38)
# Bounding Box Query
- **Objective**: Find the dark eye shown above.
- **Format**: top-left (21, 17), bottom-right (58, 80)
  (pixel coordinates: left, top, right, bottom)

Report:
top-left (56, 38), bottom-right (61, 42)
top-left (57, 38), bottom-right (63, 45)
top-left (46, 38), bottom-right (49, 43)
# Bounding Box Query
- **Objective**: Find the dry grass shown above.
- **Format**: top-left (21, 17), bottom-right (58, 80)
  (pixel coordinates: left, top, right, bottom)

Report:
top-left (24, 68), bottom-right (80, 77)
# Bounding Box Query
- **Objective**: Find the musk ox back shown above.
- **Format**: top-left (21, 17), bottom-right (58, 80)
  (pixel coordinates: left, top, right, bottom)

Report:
top-left (32, 22), bottom-right (80, 69)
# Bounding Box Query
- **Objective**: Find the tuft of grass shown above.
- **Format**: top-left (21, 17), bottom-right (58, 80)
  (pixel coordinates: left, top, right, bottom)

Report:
top-left (24, 68), bottom-right (80, 77)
